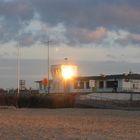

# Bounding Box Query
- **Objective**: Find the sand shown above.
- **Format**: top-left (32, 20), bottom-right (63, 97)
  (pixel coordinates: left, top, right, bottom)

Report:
top-left (0, 108), bottom-right (139, 140)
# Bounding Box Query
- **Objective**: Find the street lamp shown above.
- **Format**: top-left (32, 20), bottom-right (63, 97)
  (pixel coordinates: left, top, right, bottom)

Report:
top-left (17, 42), bottom-right (20, 96)
top-left (16, 42), bottom-right (20, 107)
top-left (42, 40), bottom-right (52, 94)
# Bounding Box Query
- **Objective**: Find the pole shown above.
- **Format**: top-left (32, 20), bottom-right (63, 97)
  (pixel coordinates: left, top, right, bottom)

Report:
top-left (17, 43), bottom-right (20, 95)
top-left (42, 40), bottom-right (52, 93)
top-left (47, 40), bottom-right (50, 94)
top-left (17, 42), bottom-right (20, 107)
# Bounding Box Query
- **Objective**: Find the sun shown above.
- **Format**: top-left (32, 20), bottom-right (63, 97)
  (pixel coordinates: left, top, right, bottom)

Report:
top-left (61, 65), bottom-right (77, 80)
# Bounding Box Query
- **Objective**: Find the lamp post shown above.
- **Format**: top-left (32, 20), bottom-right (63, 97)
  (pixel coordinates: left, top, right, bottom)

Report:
top-left (16, 42), bottom-right (20, 107)
top-left (47, 40), bottom-right (51, 94)
top-left (43, 40), bottom-right (51, 94)
top-left (17, 43), bottom-right (20, 95)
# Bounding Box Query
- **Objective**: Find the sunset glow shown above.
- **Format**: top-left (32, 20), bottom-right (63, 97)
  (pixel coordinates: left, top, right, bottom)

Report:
top-left (61, 65), bottom-right (77, 80)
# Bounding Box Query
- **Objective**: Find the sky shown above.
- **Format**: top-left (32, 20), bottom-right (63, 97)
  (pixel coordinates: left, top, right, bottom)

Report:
top-left (0, 0), bottom-right (140, 89)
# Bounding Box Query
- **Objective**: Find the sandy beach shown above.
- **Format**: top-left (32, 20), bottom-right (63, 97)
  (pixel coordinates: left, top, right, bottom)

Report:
top-left (0, 108), bottom-right (139, 140)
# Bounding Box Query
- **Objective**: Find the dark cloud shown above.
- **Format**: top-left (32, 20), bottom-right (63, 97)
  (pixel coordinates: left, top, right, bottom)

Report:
top-left (0, 0), bottom-right (33, 20)
top-left (30, 0), bottom-right (140, 31)
top-left (1, 0), bottom-right (140, 45)
top-left (66, 27), bottom-right (108, 45)
top-left (0, 17), bottom-right (21, 43)
top-left (0, 0), bottom-right (34, 43)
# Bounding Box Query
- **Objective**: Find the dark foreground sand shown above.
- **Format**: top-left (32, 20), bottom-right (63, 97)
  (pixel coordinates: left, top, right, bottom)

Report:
top-left (0, 108), bottom-right (139, 140)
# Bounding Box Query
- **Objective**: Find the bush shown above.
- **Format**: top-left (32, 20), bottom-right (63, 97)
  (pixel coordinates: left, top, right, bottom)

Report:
top-left (0, 93), bottom-right (77, 108)
top-left (0, 95), bottom-right (18, 107)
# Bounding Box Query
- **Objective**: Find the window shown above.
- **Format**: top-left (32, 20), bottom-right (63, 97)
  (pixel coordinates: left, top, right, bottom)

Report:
top-left (79, 81), bottom-right (84, 89)
top-left (99, 81), bottom-right (104, 88)
top-left (86, 81), bottom-right (90, 89)
top-left (74, 81), bottom-right (84, 89)
top-left (133, 84), bottom-right (138, 89)
top-left (106, 81), bottom-right (114, 88)
top-left (39, 83), bottom-right (42, 90)
top-left (106, 81), bottom-right (118, 88)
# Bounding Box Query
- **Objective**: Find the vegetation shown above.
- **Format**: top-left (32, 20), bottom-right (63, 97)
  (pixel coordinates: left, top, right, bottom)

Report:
top-left (0, 93), bottom-right (78, 108)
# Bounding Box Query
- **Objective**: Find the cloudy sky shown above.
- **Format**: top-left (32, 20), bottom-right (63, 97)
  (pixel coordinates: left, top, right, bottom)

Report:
top-left (0, 0), bottom-right (140, 88)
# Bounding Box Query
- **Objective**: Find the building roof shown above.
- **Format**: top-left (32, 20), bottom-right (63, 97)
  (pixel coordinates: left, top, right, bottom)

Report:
top-left (74, 73), bottom-right (140, 81)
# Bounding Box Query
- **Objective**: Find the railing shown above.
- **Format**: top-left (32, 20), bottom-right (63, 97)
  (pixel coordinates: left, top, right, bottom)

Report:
top-left (76, 93), bottom-right (140, 109)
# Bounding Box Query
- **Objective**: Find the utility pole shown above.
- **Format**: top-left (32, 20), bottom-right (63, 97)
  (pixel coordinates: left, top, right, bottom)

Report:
top-left (16, 42), bottom-right (20, 107)
top-left (17, 42), bottom-right (20, 95)
top-left (47, 40), bottom-right (50, 94)
top-left (43, 40), bottom-right (51, 94)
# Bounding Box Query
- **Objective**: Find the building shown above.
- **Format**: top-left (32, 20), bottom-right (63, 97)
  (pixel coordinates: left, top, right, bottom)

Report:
top-left (35, 65), bottom-right (140, 93)
top-left (35, 64), bottom-right (78, 93)
top-left (73, 73), bottom-right (140, 93)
